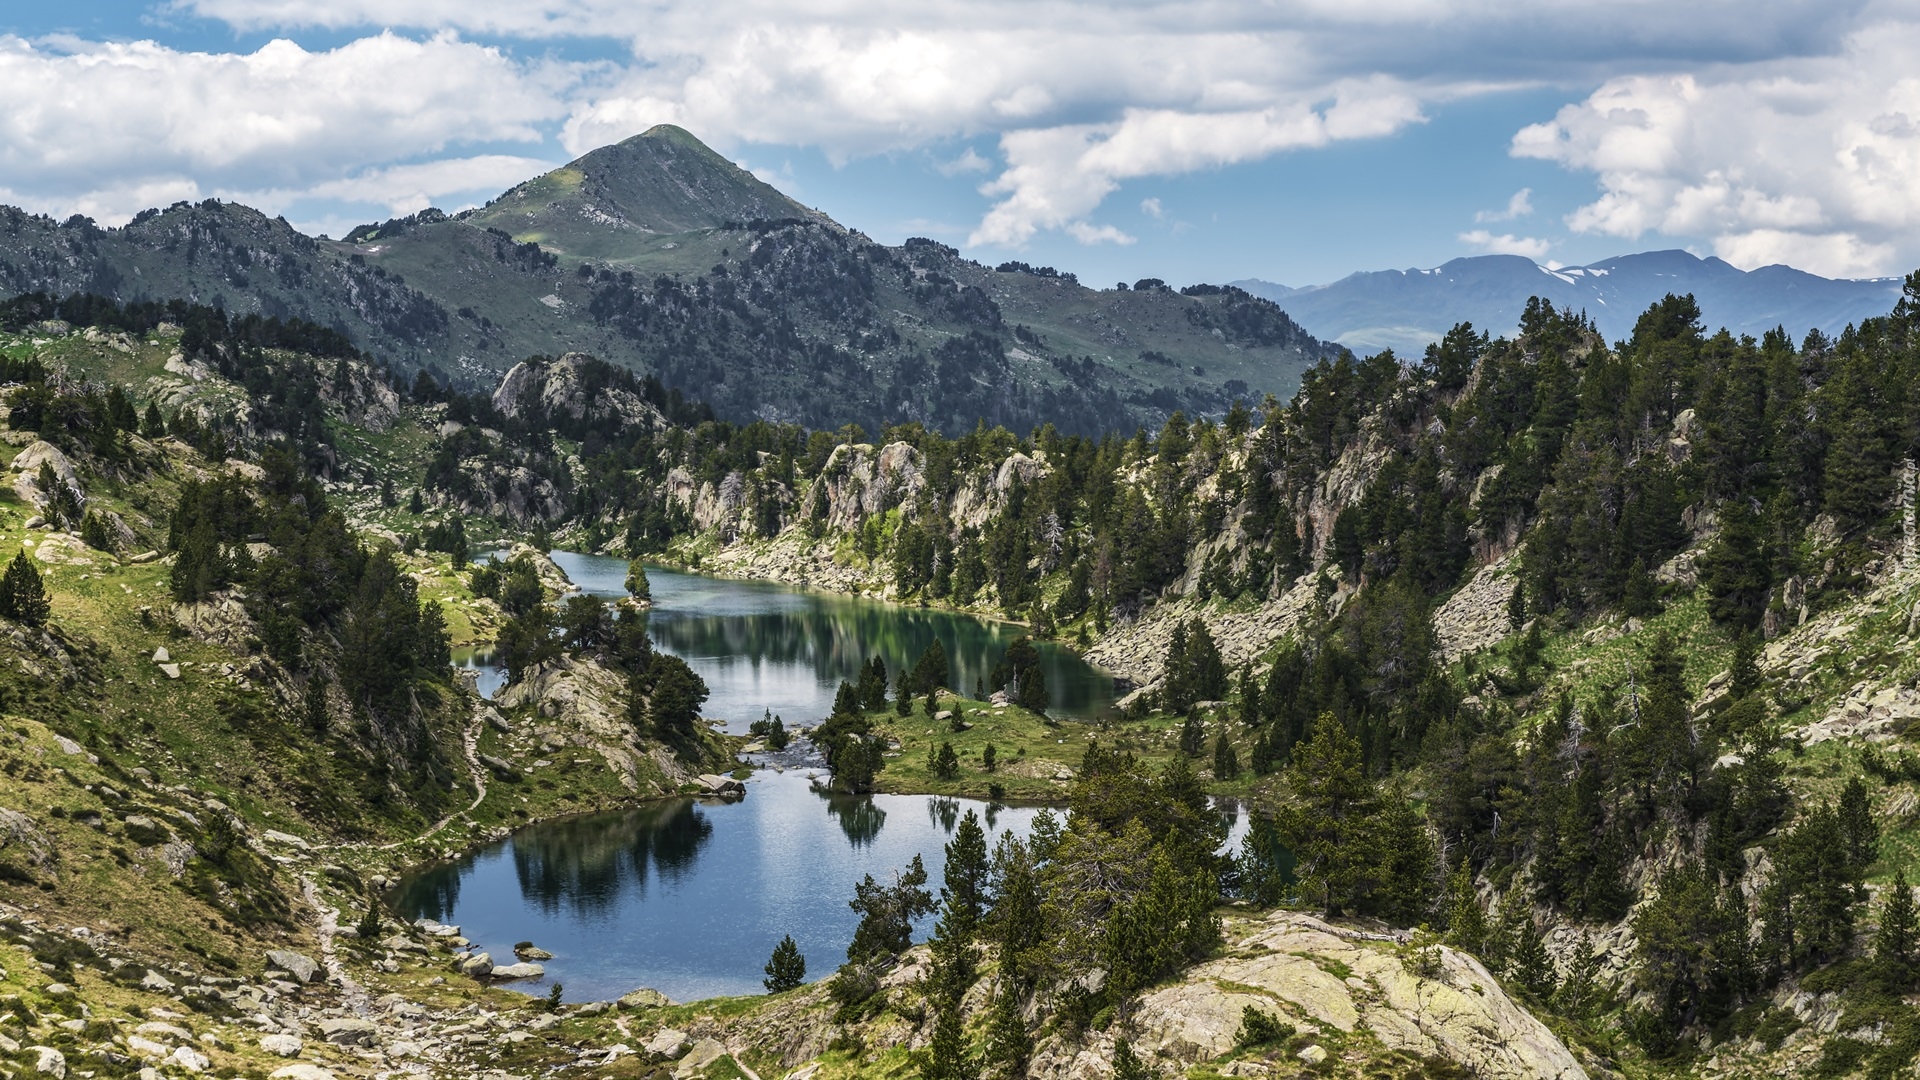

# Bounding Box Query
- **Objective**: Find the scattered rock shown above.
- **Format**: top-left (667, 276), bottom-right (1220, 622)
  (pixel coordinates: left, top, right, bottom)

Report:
top-left (490, 961), bottom-right (545, 980)
top-left (695, 773), bottom-right (745, 796)
top-left (265, 949), bottom-right (321, 983)
top-left (459, 952), bottom-right (494, 978)
top-left (642, 1028), bottom-right (690, 1058)
top-left (1297, 1045), bottom-right (1328, 1065)
top-left (168, 1046), bottom-right (211, 1072)
top-left (159, 663), bottom-right (181, 680)
top-left (31, 1047), bottom-right (65, 1078)
top-left (140, 971), bottom-right (175, 992)
top-left (673, 1038), bottom-right (728, 1079)
top-left (270, 1065), bottom-right (337, 1080)
top-left (514, 944), bottom-right (554, 960)
top-left (619, 987), bottom-right (673, 1010)
top-left (316, 1017), bottom-right (378, 1047)
top-left (259, 1034), bottom-right (303, 1057)
top-left (152, 647), bottom-right (171, 664)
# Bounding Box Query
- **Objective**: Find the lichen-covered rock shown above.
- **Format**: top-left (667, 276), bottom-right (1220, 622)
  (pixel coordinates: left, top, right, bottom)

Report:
top-left (11, 441), bottom-right (81, 510)
top-left (1113, 914), bottom-right (1586, 1080)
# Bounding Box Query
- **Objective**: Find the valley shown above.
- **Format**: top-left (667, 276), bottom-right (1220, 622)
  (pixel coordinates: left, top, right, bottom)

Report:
top-left (0, 224), bottom-right (1917, 1080)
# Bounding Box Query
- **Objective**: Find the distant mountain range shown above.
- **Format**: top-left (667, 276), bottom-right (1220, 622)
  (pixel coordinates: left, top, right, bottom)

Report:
top-left (1232, 251), bottom-right (1905, 356)
top-left (0, 125), bottom-right (1333, 436)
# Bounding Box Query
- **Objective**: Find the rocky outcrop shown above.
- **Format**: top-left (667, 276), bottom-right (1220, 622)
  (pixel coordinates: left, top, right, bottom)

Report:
top-left (1107, 914), bottom-right (1586, 1080)
top-left (493, 353), bottom-right (666, 433)
top-left (1432, 555), bottom-right (1519, 661)
top-left (948, 450), bottom-right (1048, 530)
top-left (810, 441), bottom-right (926, 533)
top-left (11, 440), bottom-right (82, 511)
top-left (495, 653), bottom-right (694, 795)
top-left (697, 910), bottom-right (1586, 1080)
top-left (1087, 575), bottom-right (1326, 688)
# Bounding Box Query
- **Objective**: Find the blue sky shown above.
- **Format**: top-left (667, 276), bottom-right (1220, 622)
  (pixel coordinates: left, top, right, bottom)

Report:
top-left (4, 1), bottom-right (1917, 284)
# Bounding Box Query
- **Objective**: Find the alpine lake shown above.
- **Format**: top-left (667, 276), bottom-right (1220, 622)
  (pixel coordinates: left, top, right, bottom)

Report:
top-left (402, 554), bottom-right (1248, 1002)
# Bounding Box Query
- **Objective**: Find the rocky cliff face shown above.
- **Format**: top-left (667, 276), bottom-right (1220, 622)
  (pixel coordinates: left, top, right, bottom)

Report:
top-left (492, 353), bottom-right (666, 433)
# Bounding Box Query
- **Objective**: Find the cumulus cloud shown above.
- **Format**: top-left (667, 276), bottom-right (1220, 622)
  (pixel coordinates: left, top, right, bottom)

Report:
top-left (972, 83), bottom-right (1425, 247)
top-left (0, 32), bottom-right (572, 224)
top-left (163, 0), bottom-right (1882, 248)
top-left (1512, 20), bottom-right (1920, 277)
top-left (937, 147), bottom-right (992, 177)
top-left (13, 0), bottom-right (1913, 256)
top-left (1475, 188), bottom-right (1533, 222)
top-left (233, 155), bottom-right (558, 218)
top-left (1458, 230), bottom-right (1553, 259)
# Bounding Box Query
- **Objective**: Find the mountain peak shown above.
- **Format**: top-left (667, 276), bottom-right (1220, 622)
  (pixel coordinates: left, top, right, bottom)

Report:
top-left (470, 125), bottom-right (824, 251)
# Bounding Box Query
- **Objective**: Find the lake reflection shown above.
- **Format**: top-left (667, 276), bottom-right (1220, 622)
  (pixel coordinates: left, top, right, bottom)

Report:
top-left (391, 771), bottom-right (1044, 1001)
top-left (546, 552), bottom-right (1119, 731)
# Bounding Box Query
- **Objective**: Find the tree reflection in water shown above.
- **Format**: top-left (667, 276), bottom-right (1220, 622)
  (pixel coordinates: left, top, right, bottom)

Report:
top-left (821, 789), bottom-right (887, 847)
top-left (547, 553), bottom-right (1119, 723)
top-left (927, 796), bottom-right (960, 835)
top-left (506, 800), bottom-right (715, 918)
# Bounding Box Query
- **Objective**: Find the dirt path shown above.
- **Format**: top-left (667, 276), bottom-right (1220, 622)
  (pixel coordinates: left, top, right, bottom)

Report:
top-left (373, 699), bottom-right (490, 852)
top-left (301, 874), bottom-right (370, 1016)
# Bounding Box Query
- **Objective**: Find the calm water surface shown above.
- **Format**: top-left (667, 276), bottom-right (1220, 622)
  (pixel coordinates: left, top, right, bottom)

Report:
top-left (549, 552), bottom-right (1119, 732)
top-left (393, 773), bottom-right (1046, 1001)
top-left (412, 553), bottom-right (1141, 1000)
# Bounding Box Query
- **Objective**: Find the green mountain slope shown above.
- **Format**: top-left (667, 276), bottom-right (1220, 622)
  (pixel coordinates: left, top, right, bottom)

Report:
top-left (0, 127), bottom-right (1335, 436)
top-left (465, 124), bottom-right (825, 250)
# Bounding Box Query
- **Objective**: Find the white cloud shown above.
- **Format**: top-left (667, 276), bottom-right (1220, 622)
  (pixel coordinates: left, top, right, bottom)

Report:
top-left (244, 155), bottom-right (556, 216)
top-left (1140, 197), bottom-right (1164, 219)
top-left (936, 147), bottom-right (991, 176)
top-left (12, 0), bottom-right (1907, 255)
top-left (1459, 230), bottom-right (1553, 259)
top-left (971, 83), bottom-right (1425, 247)
top-left (173, 0), bottom-right (1870, 248)
top-left (1475, 187), bottom-right (1533, 222)
top-left (1513, 20), bottom-right (1920, 277)
top-left (0, 32), bottom-right (573, 224)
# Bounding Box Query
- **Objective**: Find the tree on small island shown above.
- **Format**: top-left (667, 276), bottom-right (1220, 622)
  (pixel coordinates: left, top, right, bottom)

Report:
top-left (764, 934), bottom-right (805, 992)
top-left (625, 559), bottom-right (651, 601)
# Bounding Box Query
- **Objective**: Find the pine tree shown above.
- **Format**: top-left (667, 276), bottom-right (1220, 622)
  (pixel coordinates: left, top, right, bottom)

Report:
top-left (1178, 712), bottom-right (1205, 756)
top-left (1212, 732), bottom-right (1240, 781)
top-left (0, 551), bottom-right (51, 627)
top-left (923, 907), bottom-right (979, 1080)
top-left (1622, 557), bottom-right (1659, 618)
top-left (140, 400), bottom-right (166, 439)
top-left (1507, 914), bottom-right (1558, 1000)
top-left (1443, 860), bottom-right (1487, 956)
top-left (304, 677), bottom-right (330, 736)
top-left (763, 934), bottom-right (806, 992)
top-left (1875, 871), bottom-right (1916, 985)
top-left (625, 560), bottom-right (651, 601)
top-left (1111, 1038), bottom-right (1156, 1080)
top-left (1838, 776), bottom-right (1879, 878)
top-left (981, 976), bottom-right (1030, 1078)
top-left (944, 810), bottom-right (991, 936)
top-left (1277, 713), bottom-right (1381, 917)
